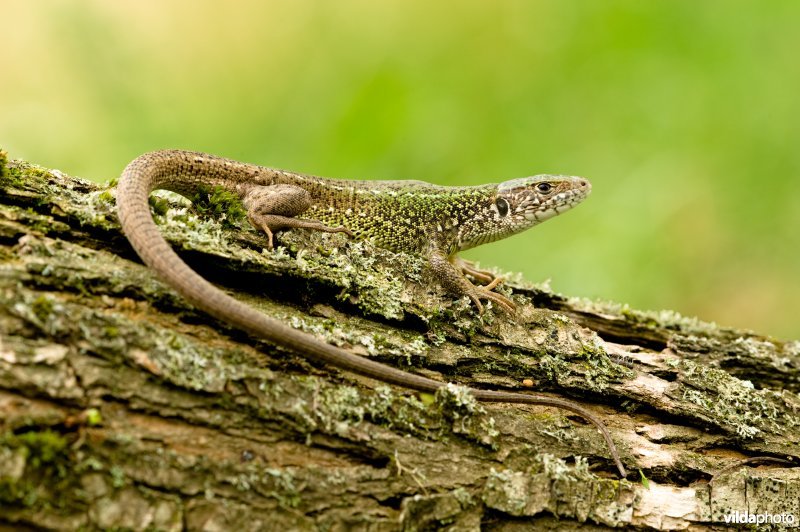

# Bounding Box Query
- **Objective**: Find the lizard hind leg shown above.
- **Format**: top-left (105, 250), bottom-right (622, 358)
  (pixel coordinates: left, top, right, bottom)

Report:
top-left (241, 184), bottom-right (353, 248)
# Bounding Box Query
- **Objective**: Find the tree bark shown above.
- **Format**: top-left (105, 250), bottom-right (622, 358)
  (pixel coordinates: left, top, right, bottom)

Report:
top-left (1, 151), bottom-right (798, 531)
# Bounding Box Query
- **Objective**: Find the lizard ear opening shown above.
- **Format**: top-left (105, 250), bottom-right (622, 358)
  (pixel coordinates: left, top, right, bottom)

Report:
top-left (495, 197), bottom-right (510, 217)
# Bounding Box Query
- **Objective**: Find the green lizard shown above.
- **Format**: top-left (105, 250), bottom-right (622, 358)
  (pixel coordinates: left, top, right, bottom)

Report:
top-left (116, 149), bottom-right (626, 477)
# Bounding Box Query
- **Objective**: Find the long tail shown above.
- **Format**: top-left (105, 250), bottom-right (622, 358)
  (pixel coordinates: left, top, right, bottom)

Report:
top-left (116, 149), bottom-right (626, 477)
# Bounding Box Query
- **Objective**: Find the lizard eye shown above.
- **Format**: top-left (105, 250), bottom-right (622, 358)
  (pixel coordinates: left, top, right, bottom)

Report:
top-left (536, 183), bottom-right (552, 194)
top-left (495, 197), bottom-right (510, 217)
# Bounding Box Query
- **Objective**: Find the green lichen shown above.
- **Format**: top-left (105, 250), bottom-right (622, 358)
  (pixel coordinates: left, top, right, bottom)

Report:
top-left (263, 468), bottom-right (301, 509)
top-left (677, 358), bottom-right (795, 437)
top-left (398, 487), bottom-right (478, 529)
top-left (435, 383), bottom-right (481, 416)
top-left (277, 375), bottom-right (433, 439)
top-left (287, 315), bottom-right (427, 365)
top-left (565, 295), bottom-right (725, 338)
top-left (482, 456), bottom-right (630, 524)
top-left (228, 428), bottom-right (453, 510)
top-left (434, 384), bottom-right (499, 448)
top-left (287, 236), bottom-right (410, 320)
top-left (109, 465), bottom-right (126, 488)
top-left (4, 280), bottom-right (239, 392)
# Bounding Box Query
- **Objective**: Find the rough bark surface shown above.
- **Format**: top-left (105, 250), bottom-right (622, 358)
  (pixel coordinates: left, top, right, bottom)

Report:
top-left (0, 152), bottom-right (798, 531)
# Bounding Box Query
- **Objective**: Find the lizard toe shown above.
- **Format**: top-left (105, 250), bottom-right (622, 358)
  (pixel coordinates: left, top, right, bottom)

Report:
top-left (468, 286), bottom-right (516, 314)
top-left (453, 257), bottom-right (497, 284)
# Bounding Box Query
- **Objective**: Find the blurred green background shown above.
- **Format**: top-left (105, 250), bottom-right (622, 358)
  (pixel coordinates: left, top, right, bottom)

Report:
top-left (3, 1), bottom-right (798, 339)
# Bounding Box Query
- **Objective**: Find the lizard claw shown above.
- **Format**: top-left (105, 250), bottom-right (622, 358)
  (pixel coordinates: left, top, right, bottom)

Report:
top-left (463, 267), bottom-right (513, 314)
top-left (246, 217), bottom-right (276, 249)
top-left (431, 251), bottom-right (515, 315)
top-left (467, 284), bottom-right (516, 314)
top-left (453, 257), bottom-right (497, 285)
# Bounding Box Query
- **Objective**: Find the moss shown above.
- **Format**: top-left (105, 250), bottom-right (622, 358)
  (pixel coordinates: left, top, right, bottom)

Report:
top-left (6, 161), bottom-right (57, 190)
top-left (31, 295), bottom-right (55, 322)
top-left (190, 184), bottom-right (248, 228)
top-left (85, 409), bottom-right (103, 426)
top-left (4, 205), bottom-right (64, 235)
top-left (148, 195), bottom-right (170, 217)
top-left (0, 155), bottom-right (26, 189)
top-left (0, 148), bottom-right (7, 179)
top-left (96, 189), bottom-right (115, 204)
top-left (0, 429), bottom-right (72, 508)
top-left (0, 158), bottom-right (129, 242)
top-left (12, 430), bottom-right (69, 466)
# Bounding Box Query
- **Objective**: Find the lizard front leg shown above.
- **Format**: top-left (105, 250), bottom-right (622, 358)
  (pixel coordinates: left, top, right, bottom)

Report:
top-left (428, 249), bottom-right (515, 314)
top-left (241, 184), bottom-right (353, 248)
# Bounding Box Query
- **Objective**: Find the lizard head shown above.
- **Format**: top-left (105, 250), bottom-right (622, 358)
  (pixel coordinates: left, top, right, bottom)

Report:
top-left (456, 175), bottom-right (591, 251)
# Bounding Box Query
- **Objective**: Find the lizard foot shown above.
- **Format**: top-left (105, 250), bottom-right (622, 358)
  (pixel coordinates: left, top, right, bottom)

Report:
top-left (430, 251), bottom-right (515, 315)
top-left (451, 258), bottom-right (513, 313)
top-left (451, 257), bottom-right (497, 284)
top-left (466, 284), bottom-right (516, 314)
top-left (248, 213), bottom-right (353, 249)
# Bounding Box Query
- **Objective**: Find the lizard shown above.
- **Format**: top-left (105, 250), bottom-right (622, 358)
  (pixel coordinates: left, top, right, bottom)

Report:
top-left (116, 149), bottom-right (626, 477)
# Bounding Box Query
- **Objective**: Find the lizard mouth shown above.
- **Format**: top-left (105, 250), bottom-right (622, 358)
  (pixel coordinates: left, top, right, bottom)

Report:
top-left (522, 189), bottom-right (587, 222)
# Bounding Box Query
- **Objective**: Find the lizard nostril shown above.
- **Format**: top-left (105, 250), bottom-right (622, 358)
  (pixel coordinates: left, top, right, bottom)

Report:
top-left (578, 179), bottom-right (588, 187)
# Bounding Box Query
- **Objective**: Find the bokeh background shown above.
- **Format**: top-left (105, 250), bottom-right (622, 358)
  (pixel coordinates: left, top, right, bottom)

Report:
top-left (3, 1), bottom-right (799, 339)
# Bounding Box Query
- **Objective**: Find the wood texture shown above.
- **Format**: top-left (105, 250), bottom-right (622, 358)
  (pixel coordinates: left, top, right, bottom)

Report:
top-left (1, 154), bottom-right (798, 530)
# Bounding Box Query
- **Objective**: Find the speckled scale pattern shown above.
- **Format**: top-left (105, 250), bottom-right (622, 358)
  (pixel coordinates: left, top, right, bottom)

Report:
top-left (297, 179), bottom-right (498, 254)
top-left (150, 152), bottom-right (493, 252)
top-left (142, 150), bottom-right (589, 258)
top-left (116, 149), bottom-right (626, 477)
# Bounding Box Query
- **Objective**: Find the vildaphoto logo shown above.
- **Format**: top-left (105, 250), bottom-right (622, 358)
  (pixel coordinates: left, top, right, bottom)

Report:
top-left (723, 511), bottom-right (796, 526)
